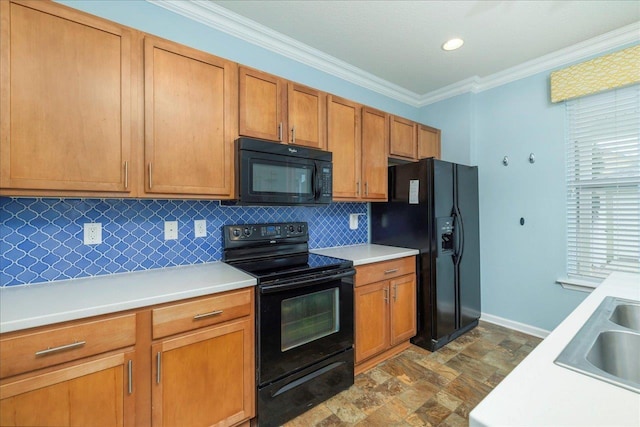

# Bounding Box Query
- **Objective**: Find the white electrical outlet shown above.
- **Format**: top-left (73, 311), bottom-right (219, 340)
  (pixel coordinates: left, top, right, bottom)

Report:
top-left (349, 214), bottom-right (359, 230)
top-left (164, 221), bottom-right (178, 240)
top-left (194, 219), bottom-right (207, 238)
top-left (84, 223), bottom-right (102, 245)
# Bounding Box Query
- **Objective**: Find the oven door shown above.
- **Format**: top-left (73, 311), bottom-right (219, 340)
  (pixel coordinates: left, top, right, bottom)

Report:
top-left (239, 150), bottom-right (318, 205)
top-left (257, 268), bottom-right (354, 385)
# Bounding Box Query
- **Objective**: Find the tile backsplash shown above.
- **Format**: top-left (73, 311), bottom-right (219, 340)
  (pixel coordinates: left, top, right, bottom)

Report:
top-left (0, 197), bottom-right (368, 287)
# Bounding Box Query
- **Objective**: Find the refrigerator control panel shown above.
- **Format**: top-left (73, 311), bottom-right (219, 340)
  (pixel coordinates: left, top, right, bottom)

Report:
top-left (437, 217), bottom-right (454, 255)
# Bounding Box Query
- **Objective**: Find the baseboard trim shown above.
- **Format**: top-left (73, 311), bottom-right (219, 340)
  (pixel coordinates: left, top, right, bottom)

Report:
top-left (480, 313), bottom-right (550, 339)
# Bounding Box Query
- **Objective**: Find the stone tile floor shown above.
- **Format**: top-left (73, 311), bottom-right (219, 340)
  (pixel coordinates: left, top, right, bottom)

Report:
top-left (283, 321), bottom-right (543, 426)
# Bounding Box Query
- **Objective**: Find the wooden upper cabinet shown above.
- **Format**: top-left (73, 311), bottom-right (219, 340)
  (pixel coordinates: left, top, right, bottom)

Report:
top-left (418, 124), bottom-right (441, 160)
top-left (288, 83), bottom-right (326, 149)
top-left (0, 0), bottom-right (133, 194)
top-left (361, 107), bottom-right (389, 201)
top-left (144, 36), bottom-right (237, 197)
top-left (327, 95), bottom-right (361, 200)
top-left (238, 69), bottom-right (326, 149)
top-left (389, 115), bottom-right (417, 160)
top-left (238, 67), bottom-right (286, 142)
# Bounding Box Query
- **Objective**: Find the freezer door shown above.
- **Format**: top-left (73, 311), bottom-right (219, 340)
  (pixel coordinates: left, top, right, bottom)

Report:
top-left (432, 160), bottom-right (457, 340)
top-left (455, 164), bottom-right (481, 328)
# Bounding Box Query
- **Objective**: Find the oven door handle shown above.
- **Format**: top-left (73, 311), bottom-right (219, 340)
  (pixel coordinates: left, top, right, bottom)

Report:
top-left (260, 269), bottom-right (355, 294)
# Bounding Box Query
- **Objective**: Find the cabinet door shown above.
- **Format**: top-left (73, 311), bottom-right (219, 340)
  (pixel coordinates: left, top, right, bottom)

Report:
top-left (361, 107), bottom-right (389, 201)
top-left (354, 282), bottom-right (390, 363)
top-left (418, 124), bottom-right (441, 160)
top-left (327, 95), bottom-right (361, 200)
top-left (0, 0), bottom-right (132, 193)
top-left (238, 67), bottom-right (286, 142)
top-left (389, 116), bottom-right (417, 160)
top-left (144, 36), bottom-right (236, 196)
top-left (152, 318), bottom-right (254, 427)
top-left (288, 83), bottom-right (326, 149)
top-left (0, 352), bottom-right (134, 427)
top-left (390, 274), bottom-right (417, 346)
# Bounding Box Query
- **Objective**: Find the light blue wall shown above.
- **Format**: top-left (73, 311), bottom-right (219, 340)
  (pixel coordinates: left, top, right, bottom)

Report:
top-left (422, 74), bottom-right (589, 331)
top-left (419, 93), bottom-right (476, 165)
top-left (473, 74), bottom-right (586, 331)
top-left (420, 44), bottom-right (637, 331)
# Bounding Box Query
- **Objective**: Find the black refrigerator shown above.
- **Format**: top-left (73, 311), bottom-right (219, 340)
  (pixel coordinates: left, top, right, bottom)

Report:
top-left (371, 158), bottom-right (481, 351)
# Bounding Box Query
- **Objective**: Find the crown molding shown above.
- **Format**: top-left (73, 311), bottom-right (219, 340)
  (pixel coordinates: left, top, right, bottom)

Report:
top-left (419, 21), bottom-right (640, 106)
top-left (147, 1), bottom-right (639, 108)
top-left (147, 0), bottom-right (421, 106)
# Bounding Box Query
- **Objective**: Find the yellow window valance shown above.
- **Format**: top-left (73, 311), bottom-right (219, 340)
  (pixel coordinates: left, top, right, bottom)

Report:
top-left (550, 44), bottom-right (640, 103)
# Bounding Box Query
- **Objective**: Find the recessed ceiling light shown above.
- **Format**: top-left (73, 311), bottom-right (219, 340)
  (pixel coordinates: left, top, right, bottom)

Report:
top-left (442, 38), bottom-right (464, 51)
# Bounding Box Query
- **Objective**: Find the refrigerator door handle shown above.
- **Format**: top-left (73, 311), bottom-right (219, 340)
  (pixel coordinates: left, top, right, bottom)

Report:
top-left (456, 206), bottom-right (465, 263)
top-left (451, 211), bottom-right (461, 265)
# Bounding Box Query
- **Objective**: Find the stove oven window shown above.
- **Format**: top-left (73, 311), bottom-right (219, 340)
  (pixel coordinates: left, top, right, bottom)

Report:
top-left (281, 288), bottom-right (339, 351)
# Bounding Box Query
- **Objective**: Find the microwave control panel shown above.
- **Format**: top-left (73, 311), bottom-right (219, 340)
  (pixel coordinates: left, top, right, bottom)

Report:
top-left (319, 164), bottom-right (332, 199)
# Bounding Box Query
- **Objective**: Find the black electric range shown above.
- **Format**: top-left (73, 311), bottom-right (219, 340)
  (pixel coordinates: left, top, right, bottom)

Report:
top-left (223, 222), bottom-right (355, 427)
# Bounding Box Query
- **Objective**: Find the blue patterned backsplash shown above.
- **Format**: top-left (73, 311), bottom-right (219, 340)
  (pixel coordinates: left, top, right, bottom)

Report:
top-left (0, 197), bottom-right (368, 287)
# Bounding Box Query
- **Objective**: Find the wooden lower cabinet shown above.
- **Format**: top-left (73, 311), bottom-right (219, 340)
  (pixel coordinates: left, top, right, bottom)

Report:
top-left (354, 281), bottom-right (389, 362)
top-left (390, 274), bottom-right (418, 346)
top-left (0, 288), bottom-right (256, 427)
top-left (354, 257), bottom-right (416, 374)
top-left (0, 351), bottom-right (135, 427)
top-left (151, 317), bottom-right (254, 427)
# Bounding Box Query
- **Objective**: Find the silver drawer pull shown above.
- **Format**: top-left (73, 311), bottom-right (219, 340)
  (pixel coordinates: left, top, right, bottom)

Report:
top-left (384, 268), bottom-right (399, 274)
top-left (193, 310), bottom-right (223, 320)
top-left (35, 340), bottom-right (86, 357)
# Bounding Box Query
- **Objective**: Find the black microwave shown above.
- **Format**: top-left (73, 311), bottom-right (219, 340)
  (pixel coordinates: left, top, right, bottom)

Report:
top-left (234, 137), bottom-right (333, 205)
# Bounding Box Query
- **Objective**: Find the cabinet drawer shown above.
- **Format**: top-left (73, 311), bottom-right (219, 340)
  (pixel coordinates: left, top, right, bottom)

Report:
top-left (0, 313), bottom-right (136, 379)
top-left (152, 288), bottom-right (253, 339)
top-left (355, 256), bottom-right (415, 287)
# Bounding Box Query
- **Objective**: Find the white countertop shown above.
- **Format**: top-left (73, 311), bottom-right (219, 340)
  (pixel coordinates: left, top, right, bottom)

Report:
top-left (311, 244), bottom-right (419, 265)
top-left (470, 272), bottom-right (640, 427)
top-left (0, 262), bottom-right (256, 334)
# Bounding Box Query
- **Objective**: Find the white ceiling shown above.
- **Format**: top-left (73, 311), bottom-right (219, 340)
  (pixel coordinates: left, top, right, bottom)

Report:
top-left (155, 1), bottom-right (640, 105)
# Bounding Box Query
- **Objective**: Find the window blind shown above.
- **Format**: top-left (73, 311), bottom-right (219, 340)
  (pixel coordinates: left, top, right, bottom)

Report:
top-left (566, 84), bottom-right (640, 282)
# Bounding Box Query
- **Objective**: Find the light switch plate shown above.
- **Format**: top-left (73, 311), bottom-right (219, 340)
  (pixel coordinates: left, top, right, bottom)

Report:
top-left (194, 219), bottom-right (206, 238)
top-left (164, 221), bottom-right (178, 240)
top-left (84, 223), bottom-right (102, 245)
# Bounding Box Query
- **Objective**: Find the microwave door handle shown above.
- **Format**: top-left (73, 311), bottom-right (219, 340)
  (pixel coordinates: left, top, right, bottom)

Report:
top-left (313, 163), bottom-right (321, 199)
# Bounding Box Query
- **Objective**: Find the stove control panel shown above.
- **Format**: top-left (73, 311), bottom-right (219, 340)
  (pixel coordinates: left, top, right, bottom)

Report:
top-left (224, 222), bottom-right (307, 243)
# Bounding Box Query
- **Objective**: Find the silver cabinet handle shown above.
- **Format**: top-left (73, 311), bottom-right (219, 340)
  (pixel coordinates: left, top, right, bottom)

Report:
top-left (393, 284), bottom-right (398, 302)
top-left (291, 126), bottom-right (296, 143)
top-left (127, 360), bottom-right (133, 395)
top-left (124, 161), bottom-right (129, 189)
top-left (384, 268), bottom-right (399, 275)
top-left (156, 352), bottom-right (161, 384)
top-left (384, 288), bottom-right (389, 304)
top-left (35, 341), bottom-right (86, 357)
top-left (148, 163), bottom-right (153, 189)
top-left (356, 181), bottom-right (360, 196)
top-left (365, 182), bottom-right (368, 196)
top-left (278, 122), bottom-right (283, 141)
top-left (193, 310), bottom-right (223, 320)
